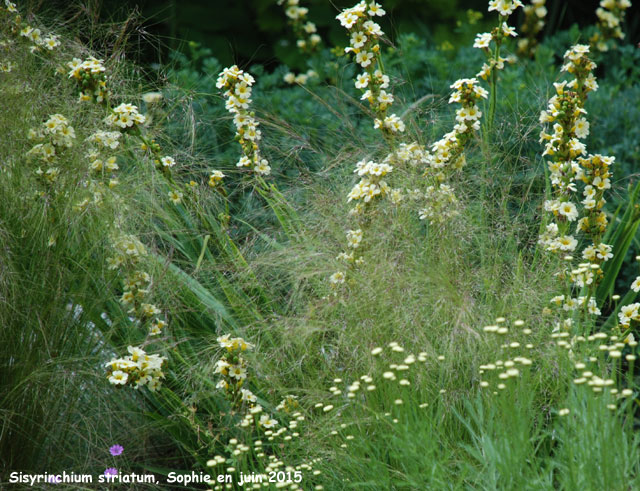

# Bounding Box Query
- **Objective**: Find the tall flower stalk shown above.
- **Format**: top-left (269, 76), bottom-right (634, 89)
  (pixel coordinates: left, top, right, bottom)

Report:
top-left (476, 0), bottom-right (523, 136)
top-left (590, 0), bottom-right (632, 52)
top-left (517, 0), bottom-right (547, 58)
top-left (337, 1), bottom-right (405, 141)
top-left (539, 45), bottom-right (614, 320)
top-left (330, 1), bottom-right (408, 289)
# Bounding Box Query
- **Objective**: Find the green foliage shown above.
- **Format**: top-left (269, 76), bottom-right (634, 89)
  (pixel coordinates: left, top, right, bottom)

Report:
top-left (3, 2), bottom-right (640, 489)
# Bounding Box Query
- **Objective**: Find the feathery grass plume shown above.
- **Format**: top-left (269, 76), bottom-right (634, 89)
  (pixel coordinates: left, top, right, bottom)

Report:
top-left (590, 0), bottom-right (632, 52)
top-left (517, 0), bottom-right (547, 58)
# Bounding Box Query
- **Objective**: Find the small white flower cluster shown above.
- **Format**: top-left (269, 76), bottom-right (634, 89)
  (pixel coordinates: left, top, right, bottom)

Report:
top-left (208, 169), bottom-right (225, 188)
top-left (28, 114), bottom-right (76, 150)
top-left (283, 69), bottom-right (318, 85)
top-left (208, 428), bottom-right (322, 491)
top-left (3, 1), bottom-right (59, 52)
top-left (19, 26), bottom-right (60, 53)
top-left (217, 65), bottom-right (271, 176)
top-left (347, 158), bottom-right (393, 206)
top-left (26, 114), bottom-right (76, 186)
top-left (518, 0), bottom-right (547, 57)
top-left (474, 0), bottom-right (523, 81)
top-left (106, 345), bottom-right (167, 391)
top-left (322, 343), bottom-right (435, 425)
top-left (479, 318), bottom-right (535, 392)
top-left (2, 0), bottom-right (17, 13)
top-left (418, 184), bottom-right (459, 225)
top-left (423, 78), bottom-right (487, 183)
top-left (488, 0), bottom-right (524, 16)
top-left (107, 235), bottom-right (167, 336)
top-left (85, 131), bottom-right (121, 190)
top-left (337, 1), bottom-right (405, 135)
top-left (549, 294), bottom-right (601, 315)
top-left (105, 103), bottom-right (146, 130)
top-left (215, 334), bottom-right (254, 394)
top-left (67, 57), bottom-right (109, 104)
top-left (278, 0), bottom-right (321, 52)
top-left (592, 0), bottom-right (632, 51)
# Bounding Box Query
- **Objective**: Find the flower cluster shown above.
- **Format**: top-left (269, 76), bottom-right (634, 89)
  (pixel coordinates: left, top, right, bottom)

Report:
top-left (488, 0), bottom-right (524, 16)
top-left (67, 57), bottom-right (110, 104)
top-left (2, 1), bottom-right (60, 52)
top-left (478, 315), bottom-right (637, 413)
top-left (208, 169), bottom-right (225, 188)
top-left (277, 0), bottom-right (321, 53)
top-left (320, 343), bottom-right (437, 432)
top-left (517, 0), bottom-right (547, 57)
top-left (106, 345), bottom-right (167, 391)
top-left (209, 338), bottom-right (324, 487)
top-left (337, 1), bottom-right (405, 137)
top-left (108, 235), bottom-right (167, 337)
top-left (217, 65), bottom-right (271, 176)
top-left (104, 234), bottom-right (168, 389)
top-left (591, 0), bottom-right (632, 51)
top-left (18, 26), bottom-right (60, 53)
top-left (347, 159), bottom-right (393, 209)
top-left (105, 103), bottom-right (146, 131)
top-left (418, 184), bottom-right (460, 225)
top-left (538, 45), bottom-right (602, 261)
top-left (26, 114), bottom-right (76, 187)
top-left (215, 334), bottom-right (255, 406)
top-left (473, 1), bottom-right (522, 81)
top-left (414, 78), bottom-right (487, 223)
top-left (283, 69), bottom-right (318, 85)
top-left (85, 130), bottom-right (121, 189)
top-left (478, 318), bottom-right (534, 392)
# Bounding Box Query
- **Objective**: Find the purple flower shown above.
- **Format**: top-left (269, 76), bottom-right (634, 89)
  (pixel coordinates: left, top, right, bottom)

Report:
top-left (104, 468), bottom-right (118, 476)
top-left (109, 444), bottom-right (124, 456)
